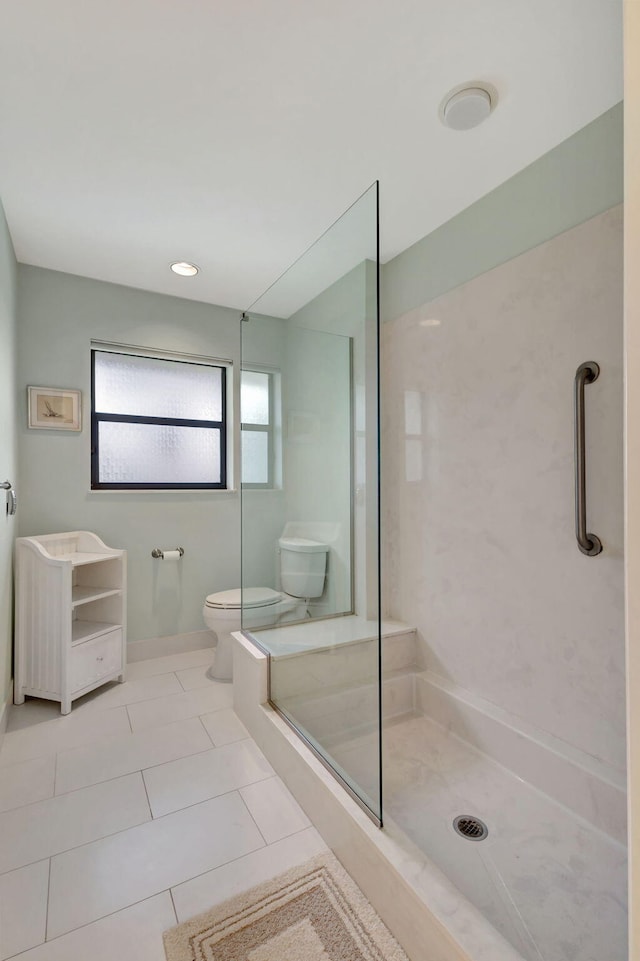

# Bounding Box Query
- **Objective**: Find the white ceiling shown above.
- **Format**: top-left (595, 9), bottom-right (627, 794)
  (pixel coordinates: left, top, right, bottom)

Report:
top-left (0, 1), bottom-right (622, 313)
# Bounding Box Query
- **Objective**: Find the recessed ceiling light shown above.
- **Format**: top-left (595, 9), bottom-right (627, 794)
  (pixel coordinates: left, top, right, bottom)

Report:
top-left (419, 318), bottom-right (441, 327)
top-left (170, 261), bottom-right (199, 277)
top-left (441, 85), bottom-right (494, 131)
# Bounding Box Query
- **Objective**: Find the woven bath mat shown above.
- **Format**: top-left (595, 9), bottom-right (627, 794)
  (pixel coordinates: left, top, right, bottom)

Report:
top-left (163, 851), bottom-right (409, 961)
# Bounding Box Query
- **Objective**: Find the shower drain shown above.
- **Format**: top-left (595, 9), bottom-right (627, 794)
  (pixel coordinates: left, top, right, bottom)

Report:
top-left (453, 815), bottom-right (488, 841)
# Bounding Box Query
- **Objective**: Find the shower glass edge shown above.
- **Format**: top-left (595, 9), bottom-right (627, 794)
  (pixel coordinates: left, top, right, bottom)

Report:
top-left (240, 183), bottom-right (382, 825)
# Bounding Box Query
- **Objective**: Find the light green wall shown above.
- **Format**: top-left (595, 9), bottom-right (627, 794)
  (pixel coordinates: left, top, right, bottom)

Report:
top-left (0, 200), bottom-right (17, 709)
top-left (382, 102), bottom-right (623, 322)
top-left (16, 265), bottom-right (251, 645)
top-left (285, 260), bottom-right (379, 617)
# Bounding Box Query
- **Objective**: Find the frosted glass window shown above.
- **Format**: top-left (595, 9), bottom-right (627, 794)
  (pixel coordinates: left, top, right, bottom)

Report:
top-left (98, 422), bottom-right (221, 485)
top-left (91, 347), bottom-right (227, 489)
top-left (240, 369), bottom-right (276, 488)
top-left (94, 351), bottom-right (223, 420)
top-left (242, 430), bottom-right (269, 485)
top-left (241, 371), bottom-right (270, 425)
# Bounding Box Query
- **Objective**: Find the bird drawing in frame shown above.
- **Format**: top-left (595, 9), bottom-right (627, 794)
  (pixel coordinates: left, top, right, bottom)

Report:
top-left (43, 399), bottom-right (63, 418)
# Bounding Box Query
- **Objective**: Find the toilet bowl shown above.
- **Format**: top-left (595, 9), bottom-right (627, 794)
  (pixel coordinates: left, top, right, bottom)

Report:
top-left (204, 536), bottom-right (329, 681)
top-left (203, 587), bottom-right (307, 680)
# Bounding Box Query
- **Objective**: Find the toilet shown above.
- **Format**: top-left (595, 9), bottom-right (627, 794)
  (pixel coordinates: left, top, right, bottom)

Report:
top-left (203, 536), bottom-right (329, 680)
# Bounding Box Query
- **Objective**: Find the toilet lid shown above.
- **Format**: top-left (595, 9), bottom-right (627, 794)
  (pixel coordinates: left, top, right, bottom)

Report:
top-left (205, 587), bottom-right (282, 610)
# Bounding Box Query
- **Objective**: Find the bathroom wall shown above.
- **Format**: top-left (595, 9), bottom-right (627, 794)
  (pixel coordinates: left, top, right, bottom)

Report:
top-left (288, 260), bottom-right (379, 618)
top-left (281, 325), bottom-right (352, 614)
top-left (0, 199), bottom-right (17, 722)
top-left (16, 265), bottom-right (283, 647)
top-left (382, 204), bottom-right (624, 772)
top-left (241, 314), bottom-right (287, 591)
top-left (383, 101), bottom-right (623, 321)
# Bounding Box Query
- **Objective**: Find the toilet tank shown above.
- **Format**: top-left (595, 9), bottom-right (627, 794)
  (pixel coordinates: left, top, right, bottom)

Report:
top-left (278, 537), bottom-right (328, 598)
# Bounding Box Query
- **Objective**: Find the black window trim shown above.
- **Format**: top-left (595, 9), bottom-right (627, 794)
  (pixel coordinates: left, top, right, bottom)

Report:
top-left (91, 348), bottom-right (228, 491)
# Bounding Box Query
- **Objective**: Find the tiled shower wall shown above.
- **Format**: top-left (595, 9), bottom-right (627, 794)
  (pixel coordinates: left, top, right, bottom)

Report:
top-left (382, 205), bottom-right (624, 773)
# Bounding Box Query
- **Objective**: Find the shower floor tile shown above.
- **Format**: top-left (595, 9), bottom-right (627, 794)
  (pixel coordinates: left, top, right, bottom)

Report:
top-left (333, 714), bottom-right (627, 961)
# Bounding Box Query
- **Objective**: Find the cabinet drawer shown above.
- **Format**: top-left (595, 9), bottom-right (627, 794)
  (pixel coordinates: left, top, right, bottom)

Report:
top-left (71, 629), bottom-right (123, 693)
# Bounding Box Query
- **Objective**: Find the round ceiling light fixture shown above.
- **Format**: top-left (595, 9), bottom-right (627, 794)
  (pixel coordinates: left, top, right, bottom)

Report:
top-left (441, 85), bottom-right (494, 131)
top-left (170, 261), bottom-right (199, 277)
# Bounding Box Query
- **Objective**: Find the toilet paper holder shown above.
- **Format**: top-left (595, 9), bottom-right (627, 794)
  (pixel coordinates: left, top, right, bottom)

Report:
top-left (151, 547), bottom-right (185, 559)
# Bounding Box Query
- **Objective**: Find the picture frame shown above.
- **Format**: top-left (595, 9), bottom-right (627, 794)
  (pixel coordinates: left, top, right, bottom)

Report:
top-left (27, 386), bottom-right (82, 431)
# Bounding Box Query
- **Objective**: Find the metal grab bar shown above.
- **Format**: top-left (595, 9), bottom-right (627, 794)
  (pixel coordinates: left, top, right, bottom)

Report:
top-left (574, 362), bottom-right (602, 556)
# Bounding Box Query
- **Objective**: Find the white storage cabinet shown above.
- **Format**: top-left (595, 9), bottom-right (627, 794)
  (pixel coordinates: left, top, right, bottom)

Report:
top-left (15, 531), bottom-right (127, 714)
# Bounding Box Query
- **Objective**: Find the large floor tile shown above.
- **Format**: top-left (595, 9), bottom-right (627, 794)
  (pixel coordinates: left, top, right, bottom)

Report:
top-left (127, 684), bottom-right (233, 732)
top-left (74, 673), bottom-right (183, 712)
top-left (175, 665), bottom-right (215, 691)
top-left (0, 706), bottom-right (131, 767)
top-left (0, 755), bottom-right (55, 813)
top-left (6, 700), bottom-right (62, 732)
top-left (47, 792), bottom-right (264, 938)
top-left (0, 859), bottom-right (49, 959)
top-left (10, 893), bottom-right (175, 961)
top-left (240, 776), bottom-right (311, 843)
top-left (200, 707), bottom-right (249, 746)
top-left (125, 648), bottom-right (213, 681)
top-left (0, 772), bottom-right (150, 873)
top-left (55, 716), bottom-right (213, 795)
top-left (143, 739), bottom-right (273, 818)
top-left (171, 826), bottom-right (328, 921)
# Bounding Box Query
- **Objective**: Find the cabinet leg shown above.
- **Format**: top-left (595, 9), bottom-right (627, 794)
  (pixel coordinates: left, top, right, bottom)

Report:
top-left (61, 698), bottom-right (71, 715)
top-left (117, 673), bottom-right (125, 684)
top-left (13, 691), bottom-right (25, 705)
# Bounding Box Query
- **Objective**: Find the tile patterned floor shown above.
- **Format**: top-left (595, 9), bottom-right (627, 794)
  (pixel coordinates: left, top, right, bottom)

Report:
top-left (0, 649), bottom-right (327, 960)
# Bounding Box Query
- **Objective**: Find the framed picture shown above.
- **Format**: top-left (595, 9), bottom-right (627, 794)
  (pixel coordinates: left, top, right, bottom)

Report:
top-left (27, 386), bottom-right (82, 431)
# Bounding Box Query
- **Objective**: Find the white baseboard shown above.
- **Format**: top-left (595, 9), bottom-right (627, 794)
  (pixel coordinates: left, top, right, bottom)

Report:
top-left (0, 680), bottom-right (13, 752)
top-left (127, 630), bottom-right (214, 663)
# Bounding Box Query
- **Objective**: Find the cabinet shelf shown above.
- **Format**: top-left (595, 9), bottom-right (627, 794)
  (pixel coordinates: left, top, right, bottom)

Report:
top-left (72, 619), bottom-right (121, 645)
top-left (62, 552), bottom-right (120, 567)
top-left (72, 586), bottom-right (122, 608)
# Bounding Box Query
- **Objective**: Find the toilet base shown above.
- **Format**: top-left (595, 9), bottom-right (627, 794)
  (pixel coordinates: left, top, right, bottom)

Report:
top-left (209, 631), bottom-right (234, 682)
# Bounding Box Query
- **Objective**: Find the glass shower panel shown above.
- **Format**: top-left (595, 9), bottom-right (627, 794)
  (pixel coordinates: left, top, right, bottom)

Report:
top-left (240, 184), bottom-right (381, 822)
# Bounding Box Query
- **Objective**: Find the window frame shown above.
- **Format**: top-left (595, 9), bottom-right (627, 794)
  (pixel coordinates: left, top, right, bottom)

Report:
top-left (90, 348), bottom-right (228, 491)
top-left (241, 368), bottom-right (275, 490)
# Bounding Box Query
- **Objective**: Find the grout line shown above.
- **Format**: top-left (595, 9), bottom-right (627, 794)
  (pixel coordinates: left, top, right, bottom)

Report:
top-left (0, 778), bottom-right (273, 878)
top-left (35, 824), bottom-right (322, 948)
top-left (2, 700), bottom-right (233, 771)
top-left (0, 800), bottom-right (152, 879)
top-left (2, 768), bottom-right (149, 815)
top-left (44, 856), bottom-right (52, 943)
top-left (125, 650), bottom-right (213, 681)
top-left (140, 769), bottom-right (154, 820)
top-left (0, 705), bottom-right (132, 766)
top-left (198, 714), bottom-right (218, 748)
top-left (237, 789), bottom-right (269, 847)
top-left (15, 888), bottom-right (178, 953)
top-left (166, 824), bottom-right (325, 922)
top-left (56, 745), bottom-right (219, 799)
top-left (128, 703), bottom-right (234, 736)
top-left (37, 827), bottom-right (270, 943)
top-left (3, 723), bottom-right (240, 810)
top-left (144, 769), bottom-right (275, 823)
top-left (168, 887), bottom-right (179, 925)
